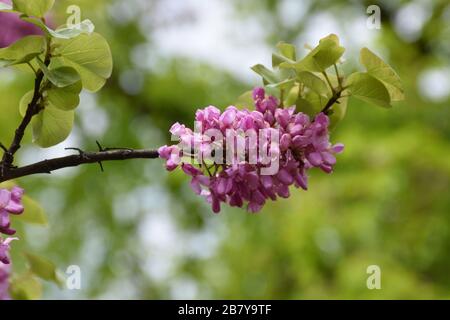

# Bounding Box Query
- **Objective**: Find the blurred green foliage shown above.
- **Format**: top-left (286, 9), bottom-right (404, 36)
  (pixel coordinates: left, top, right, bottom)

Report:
top-left (1, 0), bottom-right (449, 299)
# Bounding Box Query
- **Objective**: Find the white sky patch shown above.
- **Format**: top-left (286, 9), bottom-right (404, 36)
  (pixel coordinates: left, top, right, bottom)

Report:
top-left (394, 0), bottom-right (432, 42)
top-left (418, 67), bottom-right (450, 102)
top-left (19, 127), bottom-right (82, 178)
top-left (135, 0), bottom-right (270, 82)
top-left (169, 277), bottom-right (199, 299)
top-left (278, 0), bottom-right (311, 29)
top-left (119, 69), bottom-right (145, 95)
top-left (78, 92), bottom-right (110, 138)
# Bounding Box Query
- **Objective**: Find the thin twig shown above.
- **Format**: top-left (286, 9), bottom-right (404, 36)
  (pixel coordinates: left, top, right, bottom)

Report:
top-left (1, 37), bottom-right (52, 170)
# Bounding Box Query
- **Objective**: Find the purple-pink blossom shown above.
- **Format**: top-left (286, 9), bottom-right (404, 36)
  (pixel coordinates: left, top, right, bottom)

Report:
top-left (0, 236), bottom-right (16, 300)
top-left (0, 257), bottom-right (11, 300)
top-left (0, 186), bottom-right (24, 236)
top-left (159, 87), bottom-right (344, 213)
top-left (0, 237), bottom-right (16, 265)
top-left (0, 0), bottom-right (46, 48)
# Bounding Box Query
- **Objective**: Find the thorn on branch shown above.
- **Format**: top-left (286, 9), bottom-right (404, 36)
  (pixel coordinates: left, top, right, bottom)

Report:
top-left (65, 147), bottom-right (85, 155)
top-left (96, 140), bottom-right (104, 152)
top-left (97, 161), bottom-right (104, 172)
top-left (95, 141), bottom-right (105, 172)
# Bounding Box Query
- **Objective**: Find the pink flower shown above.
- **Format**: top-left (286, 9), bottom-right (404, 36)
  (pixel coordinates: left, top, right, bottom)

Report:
top-left (0, 237), bottom-right (17, 265)
top-left (0, 186), bottom-right (24, 235)
top-left (0, 236), bottom-right (16, 300)
top-left (158, 145), bottom-right (181, 171)
top-left (0, 0), bottom-right (45, 48)
top-left (0, 259), bottom-right (11, 300)
top-left (159, 87), bottom-right (344, 213)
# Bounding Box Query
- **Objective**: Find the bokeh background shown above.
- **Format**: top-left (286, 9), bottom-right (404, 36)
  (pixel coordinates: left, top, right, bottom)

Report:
top-left (1, 0), bottom-right (450, 299)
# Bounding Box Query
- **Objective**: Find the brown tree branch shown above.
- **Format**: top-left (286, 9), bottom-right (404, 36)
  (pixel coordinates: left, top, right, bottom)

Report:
top-left (1, 40), bottom-right (51, 170)
top-left (0, 148), bottom-right (160, 182)
top-left (321, 90), bottom-right (342, 115)
top-left (1, 70), bottom-right (45, 168)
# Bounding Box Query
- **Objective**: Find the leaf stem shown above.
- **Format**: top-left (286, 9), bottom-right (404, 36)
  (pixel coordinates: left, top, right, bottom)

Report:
top-left (322, 71), bottom-right (335, 94)
top-left (26, 62), bottom-right (37, 75)
top-left (333, 64), bottom-right (342, 89)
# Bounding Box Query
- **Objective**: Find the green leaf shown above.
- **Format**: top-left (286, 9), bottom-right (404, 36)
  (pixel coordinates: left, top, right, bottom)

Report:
top-left (46, 81), bottom-right (82, 111)
top-left (235, 90), bottom-right (254, 109)
top-left (329, 96), bottom-right (348, 130)
top-left (284, 84), bottom-right (300, 107)
top-left (277, 42), bottom-right (296, 60)
top-left (360, 47), bottom-right (404, 101)
top-left (290, 34), bottom-right (345, 72)
top-left (24, 253), bottom-right (64, 286)
top-left (0, 183), bottom-right (47, 226)
top-left (297, 71), bottom-right (329, 96)
top-left (32, 104), bottom-right (75, 148)
top-left (12, 195), bottom-right (48, 225)
top-left (9, 273), bottom-right (42, 300)
top-left (22, 17), bottom-right (95, 39)
top-left (37, 59), bottom-right (81, 87)
top-left (10, 58), bottom-right (40, 74)
top-left (298, 92), bottom-right (326, 117)
top-left (272, 53), bottom-right (292, 68)
top-left (52, 33), bottom-right (113, 92)
top-left (266, 78), bottom-right (296, 91)
top-left (251, 64), bottom-right (280, 84)
top-left (12, 0), bottom-right (54, 17)
top-left (347, 72), bottom-right (391, 108)
top-left (19, 90), bottom-right (34, 117)
top-left (0, 35), bottom-right (45, 66)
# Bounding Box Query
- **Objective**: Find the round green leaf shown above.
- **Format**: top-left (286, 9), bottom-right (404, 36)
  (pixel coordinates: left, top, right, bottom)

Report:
top-left (276, 41), bottom-right (296, 60)
top-left (38, 59), bottom-right (81, 88)
top-left (32, 104), bottom-right (75, 148)
top-left (19, 90), bottom-right (34, 117)
top-left (46, 81), bottom-right (82, 111)
top-left (12, 0), bottom-right (54, 17)
top-left (297, 71), bottom-right (329, 96)
top-left (360, 47), bottom-right (404, 101)
top-left (329, 96), bottom-right (348, 130)
top-left (235, 90), bottom-right (254, 109)
top-left (0, 35), bottom-right (45, 66)
top-left (293, 34), bottom-right (345, 72)
top-left (347, 72), bottom-right (391, 108)
top-left (297, 92), bottom-right (325, 117)
top-left (52, 33), bottom-right (113, 92)
top-left (284, 84), bottom-right (300, 107)
top-left (24, 253), bottom-right (64, 286)
top-left (251, 64), bottom-right (280, 85)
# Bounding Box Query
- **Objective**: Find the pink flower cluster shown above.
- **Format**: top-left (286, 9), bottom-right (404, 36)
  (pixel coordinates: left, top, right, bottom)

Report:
top-left (159, 88), bottom-right (343, 213)
top-left (0, 186), bottom-right (24, 300)
top-left (0, 187), bottom-right (24, 236)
